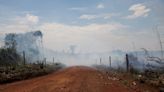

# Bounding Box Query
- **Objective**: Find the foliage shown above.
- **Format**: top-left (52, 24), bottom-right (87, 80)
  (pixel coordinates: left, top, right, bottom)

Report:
top-left (0, 48), bottom-right (21, 66)
top-left (0, 63), bottom-right (65, 84)
top-left (0, 33), bottom-right (22, 66)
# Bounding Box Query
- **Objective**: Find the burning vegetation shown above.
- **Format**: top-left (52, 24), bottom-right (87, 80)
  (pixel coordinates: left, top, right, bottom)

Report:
top-left (0, 31), bottom-right (65, 84)
top-left (0, 30), bottom-right (163, 91)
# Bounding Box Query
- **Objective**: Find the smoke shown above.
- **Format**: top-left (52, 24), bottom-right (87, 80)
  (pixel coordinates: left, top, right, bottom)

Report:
top-left (5, 30), bottom-right (44, 62)
top-left (3, 30), bottom-right (163, 70)
top-left (43, 49), bottom-right (126, 67)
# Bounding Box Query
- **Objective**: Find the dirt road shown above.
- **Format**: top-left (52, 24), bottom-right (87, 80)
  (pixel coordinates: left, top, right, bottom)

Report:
top-left (0, 66), bottom-right (151, 92)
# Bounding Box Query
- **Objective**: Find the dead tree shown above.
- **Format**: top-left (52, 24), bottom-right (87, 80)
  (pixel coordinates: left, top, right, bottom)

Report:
top-left (154, 26), bottom-right (164, 60)
top-left (142, 48), bottom-right (164, 64)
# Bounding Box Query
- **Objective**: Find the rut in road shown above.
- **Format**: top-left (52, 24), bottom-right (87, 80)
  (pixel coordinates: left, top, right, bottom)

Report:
top-left (0, 66), bottom-right (133, 92)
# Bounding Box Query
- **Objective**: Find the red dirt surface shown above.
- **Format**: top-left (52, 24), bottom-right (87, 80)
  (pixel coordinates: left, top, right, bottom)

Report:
top-left (0, 66), bottom-right (156, 92)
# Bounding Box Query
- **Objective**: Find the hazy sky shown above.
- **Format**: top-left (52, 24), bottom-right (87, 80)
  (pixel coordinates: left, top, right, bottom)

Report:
top-left (0, 0), bottom-right (164, 53)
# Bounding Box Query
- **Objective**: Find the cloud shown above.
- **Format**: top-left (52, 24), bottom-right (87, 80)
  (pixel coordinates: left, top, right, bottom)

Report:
top-left (0, 13), bottom-right (39, 34)
top-left (97, 3), bottom-right (105, 9)
top-left (26, 14), bottom-right (39, 24)
top-left (0, 23), bottom-right (29, 34)
top-left (39, 22), bottom-right (128, 52)
top-left (79, 13), bottom-right (118, 20)
top-left (79, 14), bottom-right (98, 20)
top-left (126, 4), bottom-right (151, 19)
top-left (69, 7), bottom-right (87, 11)
top-left (40, 22), bottom-right (127, 32)
top-left (14, 13), bottom-right (39, 25)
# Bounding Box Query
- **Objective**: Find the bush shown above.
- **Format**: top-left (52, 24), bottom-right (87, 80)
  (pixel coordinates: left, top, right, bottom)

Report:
top-left (0, 63), bottom-right (65, 84)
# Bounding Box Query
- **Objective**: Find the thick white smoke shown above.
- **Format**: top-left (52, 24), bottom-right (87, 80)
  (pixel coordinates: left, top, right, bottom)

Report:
top-left (5, 31), bottom-right (44, 62)
top-left (4, 30), bottom-right (163, 70)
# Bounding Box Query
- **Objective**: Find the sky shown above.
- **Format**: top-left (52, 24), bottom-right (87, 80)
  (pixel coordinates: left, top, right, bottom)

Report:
top-left (0, 0), bottom-right (164, 53)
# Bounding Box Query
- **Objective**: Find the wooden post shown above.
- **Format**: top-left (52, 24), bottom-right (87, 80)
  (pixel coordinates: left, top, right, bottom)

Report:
top-left (44, 58), bottom-right (46, 67)
top-left (109, 56), bottom-right (111, 68)
top-left (53, 57), bottom-right (54, 64)
top-left (126, 54), bottom-right (129, 72)
top-left (23, 51), bottom-right (26, 65)
top-left (100, 57), bottom-right (102, 65)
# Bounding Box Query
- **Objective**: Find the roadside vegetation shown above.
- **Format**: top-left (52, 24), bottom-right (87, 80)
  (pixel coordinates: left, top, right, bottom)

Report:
top-left (92, 53), bottom-right (164, 92)
top-left (0, 33), bottom-right (65, 84)
top-left (0, 62), bottom-right (65, 84)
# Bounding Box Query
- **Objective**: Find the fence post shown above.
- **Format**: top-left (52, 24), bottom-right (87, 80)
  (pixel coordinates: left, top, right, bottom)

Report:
top-left (44, 58), bottom-right (46, 67)
top-left (109, 56), bottom-right (112, 68)
top-left (126, 54), bottom-right (129, 72)
top-left (53, 57), bottom-right (54, 64)
top-left (23, 51), bottom-right (26, 65)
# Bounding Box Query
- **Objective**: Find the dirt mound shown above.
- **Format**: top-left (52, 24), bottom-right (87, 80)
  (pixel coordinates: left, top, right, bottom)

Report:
top-left (0, 66), bottom-right (150, 92)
